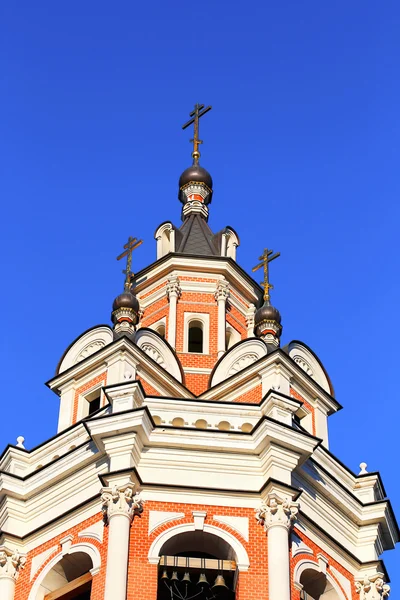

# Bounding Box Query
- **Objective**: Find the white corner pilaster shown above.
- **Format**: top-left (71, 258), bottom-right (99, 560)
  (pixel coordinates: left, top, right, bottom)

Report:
top-left (0, 548), bottom-right (26, 600)
top-left (214, 279), bottom-right (230, 358)
top-left (101, 483), bottom-right (143, 600)
top-left (166, 275), bottom-right (181, 349)
top-left (256, 493), bottom-right (299, 600)
top-left (355, 573), bottom-right (390, 599)
top-left (245, 304), bottom-right (256, 338)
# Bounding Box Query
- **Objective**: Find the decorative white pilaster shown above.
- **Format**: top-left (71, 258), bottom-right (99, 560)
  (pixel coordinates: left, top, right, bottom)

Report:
top-left (101, 483), bottom-right (143, 600)
top-left (214, 279), bottom-right (230, 358)
top-left (256, 494), bottom-right (299, 600)
top-left (245, 304), bottom-right (256, 338)
top-left (0, 547), bottom-right (26, 600)
top-left (355, 573), bottom-right (390, 599)
top-left (166, 275), bottom-right (181, 349)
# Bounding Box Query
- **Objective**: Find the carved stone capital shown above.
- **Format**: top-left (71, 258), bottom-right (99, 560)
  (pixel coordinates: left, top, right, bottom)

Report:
top-left (101, 483), bottom-right (143, 523)
top-left (355, 573), bottom-right (390, 599)
top-left (0, 547), bottom-right (26, 580)
top-left (166, 275), bottom-right (182, 300)
top-left (256, 493), bottom-right (299, 532)
top-left (214, 279), bottom-right (230, 302)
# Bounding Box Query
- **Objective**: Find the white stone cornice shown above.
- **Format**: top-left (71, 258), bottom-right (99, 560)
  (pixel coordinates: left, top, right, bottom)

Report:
top-left (166, 275), bottom-right (181, 299)
top-left (355, 573), bottom-right (390, 599)
top-left (0, 547), bottom-right (26, 580)
top-left (101, 484), bottom-right (143, 523)
top-left (214, 278), bottom-right (230, 302)
top-left (256, 493), bottom-right (299, 531)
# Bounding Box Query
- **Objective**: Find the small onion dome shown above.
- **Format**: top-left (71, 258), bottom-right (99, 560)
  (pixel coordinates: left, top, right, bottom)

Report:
top-left (112, 290), bottom-right (139, 314)
top-left (255, 302), bottom-right (282, 326)
top-left (179, 164), bottom-right (213, 192)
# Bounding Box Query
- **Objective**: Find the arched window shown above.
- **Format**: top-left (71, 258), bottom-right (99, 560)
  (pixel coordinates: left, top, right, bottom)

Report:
top-left (156, 323), bottom-right (166, 339)
top-left (36, 551), bottom-right (93, 600)
top-left (225, 326), bottom-right (240, 351)
top-left (188, 320), bottom-right (204, 353)
top-left (300, 568), bottom-right (342, 599)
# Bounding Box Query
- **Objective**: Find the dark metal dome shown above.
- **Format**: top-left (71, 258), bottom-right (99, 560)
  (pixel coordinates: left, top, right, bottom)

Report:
top-left (112, 290), bottom-right (139, 313)
top-left (179, 164), bottom-right (213, 190)
top-left (255, 302), bottom-right (282, 325)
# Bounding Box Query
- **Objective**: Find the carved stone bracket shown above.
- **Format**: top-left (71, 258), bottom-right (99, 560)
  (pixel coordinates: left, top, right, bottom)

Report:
top-left (101, 483), bottom-right (143, 524)
top-left (0, 547), bottom-right (26, 580)
top-left (166, 275), bottom-right (182, 300)
top-left (214, 279), bottom-right (230, 303)
top-left (256, 493), bottom-right (299, 531)
top-left (355, 574), bottom-right (390, 599)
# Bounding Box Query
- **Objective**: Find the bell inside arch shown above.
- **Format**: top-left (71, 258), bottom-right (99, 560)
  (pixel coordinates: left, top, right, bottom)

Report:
top-left (161, 569), bottom-right (169, 580)
top-left (182, 572), bottom-right (191, 583)
top-left (197, 572), bottom-right (209, 586)
top-left (212, 574), bottom-right (228, 589)
top-left (170, 571), bottom-right (179, 581)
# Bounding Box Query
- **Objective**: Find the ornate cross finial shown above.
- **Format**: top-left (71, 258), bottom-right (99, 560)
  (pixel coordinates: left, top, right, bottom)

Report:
top-left (116, 236), bottom-right (143, 291)
top-left (252, 248), bottom-right (280, 303)
top-left (182, 103), bottom-right (212, 165)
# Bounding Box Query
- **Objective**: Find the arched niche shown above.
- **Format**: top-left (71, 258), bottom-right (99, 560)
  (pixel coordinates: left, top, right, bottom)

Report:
top-left (135, 328), bottom-right (183, 382)
top-left (294, 560), bottom-right (348, 600)
top-left (28, 543), bottom-right (101, 600)
top-left (57, 326), bottom-right (113, 374)
top-left (210, 338), bottom-right (268, 387)
top-left (154, 222), bottom-right (175, 258)
top-left (288, 341), bottom-right (334, 395)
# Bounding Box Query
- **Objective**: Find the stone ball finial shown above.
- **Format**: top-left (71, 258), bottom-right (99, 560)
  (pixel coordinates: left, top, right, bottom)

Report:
top-left (359, 462), bottom-right (368, 475)
top-left (16, 436), bottom-right (25, 449)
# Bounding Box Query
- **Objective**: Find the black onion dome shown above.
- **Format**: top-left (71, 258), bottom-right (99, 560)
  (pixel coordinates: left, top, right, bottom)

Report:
top-left (179, 164), bottom-right (213, 190)
top-left (255, 302), bottom-right (282, 325)
top-left (112, 290), bottom-right (139, 313)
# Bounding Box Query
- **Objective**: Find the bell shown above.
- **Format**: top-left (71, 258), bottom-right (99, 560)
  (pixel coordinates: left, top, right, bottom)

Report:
top-left (212, 574), bottom-right (228, 589)
top-left (161, 570), bottom-right (169, 580)
top-left (182, 572), bottom-right (191, 583)
top-left (197, 572), bottom-right (209, 586)
top-left (171, 571), bottom-right (179, 581)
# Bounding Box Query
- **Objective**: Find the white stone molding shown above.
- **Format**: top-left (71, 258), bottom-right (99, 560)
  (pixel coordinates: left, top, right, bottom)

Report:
top-left (27, 543), bottom-right (101, 600)
top-left (166, 274), bottom-right (182, 299)
top-left (330, 566), bottom-right (353, 600)
top-left (148, 511), bottom-right (185, 535)
top-left (58, 326), bottom-right (113, 373)
top-left (215, 279), bottom-right (230, 358)
top-left (213, 516), bottom-right (249, 542)
top-left (245, 304), bottom-right (256, 338)
top-left (256, 493), bottom-right (299, 531)
top-left (101, 483), bottom-right (143, 523)
top-left (211, 338), bottom-right (267, 386)
top-left (293, 559), bottom-right (349, 600)
top-left (166, 274), bottom-right (181, 349)
top-left (78, 520), bottom-right (104, 543)
top-left (147, 522), bottom-right (250, 571)
top-left (193, 511), bottom-right (207, 530)
top-left (60, 535), bottom-right (73, 555)
top-left (355, 574), bottom-right (390, 599)
top-left (288, 341), bottom-right (331, 394)
top-left (291, 532), bottom-right (313, 557)
top-left (0, 547), bottom-right (26, 580)
top-left (135, 328), bottom-right (182, 382)
top-left (30, 546), bottom-right (58, 581)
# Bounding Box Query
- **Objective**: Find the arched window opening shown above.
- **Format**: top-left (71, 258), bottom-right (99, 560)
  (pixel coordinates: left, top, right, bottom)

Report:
top-left (300, 569), bottom-right (341, 600)
top-left (225, 326), bottom-right (240, 351)
top-left (156, 323), bottom-right (166, 339)
top-left (157, 531), bottom-right (237, 599)
top-left (188, 321), bottom-right (204, 353)
top-left (37, 552), bottom-right (93, 600)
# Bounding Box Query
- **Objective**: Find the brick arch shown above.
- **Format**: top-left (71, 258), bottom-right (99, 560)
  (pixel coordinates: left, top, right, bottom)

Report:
top-left (147, 522), bottom-right (250, 572)
top-left (27, 542), bottom-right (101, 600)
top-left (294, 558), bottom-right (349, 600)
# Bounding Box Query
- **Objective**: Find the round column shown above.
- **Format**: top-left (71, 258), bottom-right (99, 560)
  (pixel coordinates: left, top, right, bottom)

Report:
top-left (0, 548), bottom-right (26, 600)
top-left (101, 484), bottom-right (143, 600)
top-left (215, 279), bottom-right (230, 358)
top-left (166, 276), bottom-right (181, 349)
top-left (256, 493), bottom-right (299, 600)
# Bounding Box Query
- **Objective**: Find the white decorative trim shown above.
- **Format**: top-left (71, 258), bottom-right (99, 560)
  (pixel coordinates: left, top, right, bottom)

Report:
top-left (288, 341), bottom-right (331, 394)
top-left (148, 511), bottom-right (185, 535)
top-left (101, 484), bottom-right (143, 523)
top-left (213, 516), bottom-right (249, 542)
top-left (27, 542), bottom-right (101, 600)
top-left (211, 338), bottom-right (267, 386)
top-left (193, 511), bottom-right (207, 530)
top-left (60, 535), bottom-right (73, 555)
top-left (30, 546), bottom-right (58, 581)
top-left (183, 312), bottom-right (210, 354)
top-left (228, 353), bottom-right (259, 375)
top-left (256, 493), bottom-right (299, 532)
top-left (147, 522), bottom-right (250, 571)
top-left (78, 520), bottom-right (104, 544)
top-left (290, 532), bottom-right (313, 557)
top-left (355, 573), bottom-right (390, 599)
top-left (0, 547), bottom-right (26, 581)
top-left (59, 326), bottom-right (113, 373)
top-left (135, 329), bottom-right (182, 382)
top-left (330, 566), bottom-right (353, 600)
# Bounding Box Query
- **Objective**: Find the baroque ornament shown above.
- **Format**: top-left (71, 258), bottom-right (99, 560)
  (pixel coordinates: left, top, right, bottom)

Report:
top-left (0, 547), bottom-right (26, 580)
top-left (101, 483), bottom-right (143, 524)
top-left (355, 574), bottom-right (390, 599)
top-left (256, 493), bottom-right (299, 531)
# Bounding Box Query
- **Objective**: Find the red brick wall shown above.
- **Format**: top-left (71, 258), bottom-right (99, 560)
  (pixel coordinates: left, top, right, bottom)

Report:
top-left (72, 372), bottom-right (107, 424)
top-left (233, 383), bottom-right (263, 404)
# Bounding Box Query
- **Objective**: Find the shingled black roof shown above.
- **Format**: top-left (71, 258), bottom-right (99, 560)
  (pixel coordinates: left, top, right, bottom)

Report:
top-left (176, 214), bottom-right (220, 256)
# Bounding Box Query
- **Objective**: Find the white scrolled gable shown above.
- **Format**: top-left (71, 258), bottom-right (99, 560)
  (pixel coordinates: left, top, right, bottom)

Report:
top-left (58, 326), bottom-right (113, 374)
top-left (135, 328), bottom-right (183, 382)
top-left (288, 341), bottom-right (333, 395)
top-left (210, 338), bottom-right (268, 387)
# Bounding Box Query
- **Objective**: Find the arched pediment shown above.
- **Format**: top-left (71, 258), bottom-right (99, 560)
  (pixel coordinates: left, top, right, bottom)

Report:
top-left (135, 328), bottom-right (183, 383)
top-left (288, 341), bottom-right (334, 395)
top-left (210, 339), bottom-right (268, 387)
top-left (57, 325), bottom-right (113, 374)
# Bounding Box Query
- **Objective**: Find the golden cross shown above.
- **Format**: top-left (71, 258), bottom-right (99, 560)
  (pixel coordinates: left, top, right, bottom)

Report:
top-left (252, 248), bottom-right (280, 303)
top-left (182, 103), bottom-right (212, 165)
top-left (116, 236), bottom-right (143, 290)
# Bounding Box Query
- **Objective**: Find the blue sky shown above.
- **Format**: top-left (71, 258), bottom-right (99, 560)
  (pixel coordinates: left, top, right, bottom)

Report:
top-left (1, 0), bottom-right (399, 589)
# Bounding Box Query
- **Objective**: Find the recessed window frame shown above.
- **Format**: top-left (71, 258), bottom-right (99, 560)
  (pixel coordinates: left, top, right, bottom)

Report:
top-left (183, 312), bottom-right (210, 354)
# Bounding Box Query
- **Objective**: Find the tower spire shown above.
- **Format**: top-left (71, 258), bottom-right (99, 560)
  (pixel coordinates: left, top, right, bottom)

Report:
top-left (182, 103), bottom-right (212, 165)
top-left (112, 235), bottom-right (143, 338)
